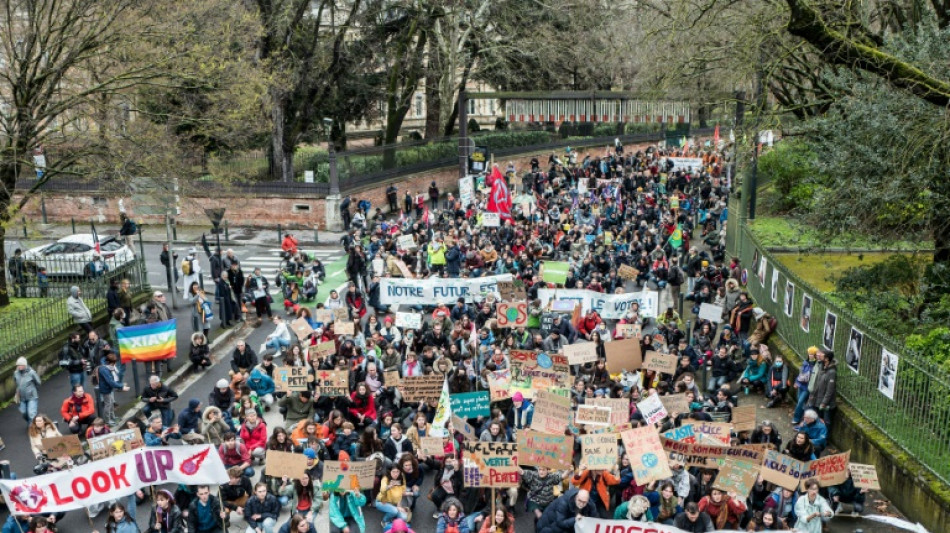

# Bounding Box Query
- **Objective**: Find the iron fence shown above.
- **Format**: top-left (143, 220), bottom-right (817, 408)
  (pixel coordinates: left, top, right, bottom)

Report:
top-left (735, 222), bottom-right (950, 483)
top-left (0, 256), bottom-right (151, 365)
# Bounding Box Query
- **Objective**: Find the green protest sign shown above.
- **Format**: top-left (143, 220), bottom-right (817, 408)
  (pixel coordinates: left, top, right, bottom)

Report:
top-left (542, 261), bottom-right (570, 285)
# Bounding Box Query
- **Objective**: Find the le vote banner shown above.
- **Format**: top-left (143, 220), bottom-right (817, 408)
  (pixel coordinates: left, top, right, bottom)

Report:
top-left (380, 274), bottom-right (513, 305)
top-left (574, 517), bottom-right (792, 533)
top-left (0, 445), bottom-right (228, 515)
top-left (537, 288), bottom-right (660, 318)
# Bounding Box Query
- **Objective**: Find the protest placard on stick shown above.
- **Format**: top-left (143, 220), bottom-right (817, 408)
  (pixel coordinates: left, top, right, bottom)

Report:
top-left (403, 375), bottom-right (445, 403)
top-left (580, 433), bottom-right (618, 469)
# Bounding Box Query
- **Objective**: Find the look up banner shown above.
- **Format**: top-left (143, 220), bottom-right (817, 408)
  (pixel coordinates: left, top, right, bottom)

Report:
top-left (380, 274), bottom-right (513, 305)
top-left (0, 445), bottom-right (228, 515)
top-left (537, 288), bottom-right (660, 318)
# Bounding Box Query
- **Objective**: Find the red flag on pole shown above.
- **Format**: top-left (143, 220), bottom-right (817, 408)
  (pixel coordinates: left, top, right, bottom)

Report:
top-left (714, 125), bottom-right (720, 146)
top-left (91, 223), bottom-right (100, 254)
top-left (485, 165), bottom-right (512, 220)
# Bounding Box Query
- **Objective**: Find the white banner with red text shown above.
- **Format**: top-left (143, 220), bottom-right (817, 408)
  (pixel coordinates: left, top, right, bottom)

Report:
top-left (575, 517), bottom-right (792, 533)
top-left (0, 445), bottom-right (228, 515)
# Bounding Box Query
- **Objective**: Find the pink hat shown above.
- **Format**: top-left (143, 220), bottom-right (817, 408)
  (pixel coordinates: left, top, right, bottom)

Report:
top-left (390, 519), bottom-right (411, 533)
top-left (512, 392), bottom-right (524, 402)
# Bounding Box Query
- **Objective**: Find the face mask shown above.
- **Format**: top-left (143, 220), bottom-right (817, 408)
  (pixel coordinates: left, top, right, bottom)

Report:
top-left (775, 362), bottom-right (783, 368)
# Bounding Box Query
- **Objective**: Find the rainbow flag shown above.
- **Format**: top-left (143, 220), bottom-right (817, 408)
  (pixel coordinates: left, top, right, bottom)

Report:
top-left (117, 319), bottom-right (177, 363)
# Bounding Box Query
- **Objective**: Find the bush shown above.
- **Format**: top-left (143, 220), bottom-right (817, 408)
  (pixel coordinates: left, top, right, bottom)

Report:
top-left (757, 140), bottom-right (822, 213)
top-left (593, 123), bottom-right (619, 137)
top-left (494, 117), bottom-right (508, 131)
top-left (576, 123), bottom-right (595, 136)
top-left (559, 122), bottom-right (576, 139)
top-left (906, 327), bottom-right (950, 372)
top-left (467, 118), bottom-right (481, 133)
top-left (625, 122), bottom-right (662, 134)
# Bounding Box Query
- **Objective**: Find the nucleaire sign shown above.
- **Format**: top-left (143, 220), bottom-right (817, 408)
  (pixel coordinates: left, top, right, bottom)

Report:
top-left (380, 274), bottom-right (514, 305)
top-left (0, 445), bottom-right (227, 515)
top-left (537, 288), bottom-right (659, 318)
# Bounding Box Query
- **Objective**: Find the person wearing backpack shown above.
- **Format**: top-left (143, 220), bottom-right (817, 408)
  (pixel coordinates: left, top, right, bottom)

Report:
top-left (119, 212), bottom-right (138, 250)
top-left (180, 248), bottom-right (202, 299)
top-left (667, 256), bottom-right (685, 306)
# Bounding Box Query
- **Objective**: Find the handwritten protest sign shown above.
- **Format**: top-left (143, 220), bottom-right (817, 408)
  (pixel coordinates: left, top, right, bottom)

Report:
top-left (518, 430), bottom-right (572, 470)
top-left (461, 441), bottom-right (520, 488)
top-left (643, 350), bottom-right (678, 374)
top-left (394, 312), bottom-right (422, 329)
top-left (274, 366), bottom-right (311, 392)
top-left (496, 302), bottom-right (529, 328)
top-left (87, 429), bottom-right (144, 460)
top-left (482, 212), bottom-right (501, 227)
top-left (542, 261), bottom-right (570, 285)
top-left (41, 435), bottom-right (84, 457)
top-left (621, 427), bottom-right (672, 485)
top-left (660, 393), bottom-right (691, 417)
top-left (315, 370), bottom-right (349, 396)
top-left (322, 460), bottom-right (377, 492)
top-left (760, 450), bottom-right (809, 490)
top-left (403, 375), bottom-right (445, 403)
top-left (801, 451), bottom-right (851, 488)
top-left (496, 280), bottom-right (526, 301)
top-left (453, 415), bottom-right (478, 440)
top-left (334, 320), bottom-right (355, 336)
top-left (731, 405), bottom-right (757, 433)
top-left (575, 404), bottom-right (611, 427)
top-left (397, 234), bottom-right (417, 250)
top-left (586, 398), bottom-right (630, 428)
top-left (605, 337), bottom-right (642, 373)
top-left (580, 433), bottom-right (618, 469)
top-left (714, 459), bottom-right (762, 498)
top-left (315, 309), bottom-right (333, 324)
top-left (618, 264), bottom-right (640, 280)
top-left (693, 421), bottom-right (732, 445)
top-left (615, 323), bottom-right (641, 339)
top-left (264, 450), bottom-right (310, 479)
top-left (420, 437), bottom-right (446, 457)
top-left (661, 424), bottom-right (696, 444)
top-left (310, 341), bottom-right (336, 360)
top-left (698, 303), bottom-right (725, 323)
top-left (563, 342), bottom-right (598, 365)
top-left (532, 390), bottom-right (572, 434)
top-left (849, 463), bottom-right (881, 490)
top-left (332, 307), bottom-right (349, 324)
top-left (509, 350), bottom-right (570, 398)
top-left (383, 369), bottom-right (402, 387)
top-left (637, 393), bottom-right (669, 425)
top-left (487, 369), bottom-right (512, 402)
top-left (394, 259), bottom-right (414, 279)
top-left (290, 317), bottom-right (314, 341)
top-left (661, 438), bottom-right (767, 470)
top-left (451, 391), bottom-right (491, 418)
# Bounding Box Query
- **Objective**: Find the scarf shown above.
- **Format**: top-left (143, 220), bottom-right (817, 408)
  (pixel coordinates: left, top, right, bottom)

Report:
top-left (659, 495), bottom-right (678, 520)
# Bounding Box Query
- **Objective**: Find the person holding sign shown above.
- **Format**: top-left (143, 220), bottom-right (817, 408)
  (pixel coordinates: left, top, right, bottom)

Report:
top-left (27, 414), bottom-right (61, 460)
top-left (328, 487), bottom-right (367, 533)
top-left (793, 479), bottom-right (834, 533)
top-left (535, 489), bottom-right (597, 533)
top-left (571, 464), bottom-right (620, 518)
top-left (520, 465), bottom-right (567, 523)
top-left (828, 469), bottom-right (867, 514)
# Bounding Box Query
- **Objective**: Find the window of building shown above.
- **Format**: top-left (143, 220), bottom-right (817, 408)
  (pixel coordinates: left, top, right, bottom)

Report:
top-left (414, 94), bottom-right (423, 117)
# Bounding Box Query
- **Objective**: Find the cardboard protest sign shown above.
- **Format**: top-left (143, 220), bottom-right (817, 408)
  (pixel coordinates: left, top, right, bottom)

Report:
top-left (731, 405), bottom-right (757, 433)
top-left (618, 264), bottom-right (640, 280)
top-left (394, 259), bottom-right (414, 279)
top-left (604, 337), bottom-right (642, 373)
top-left (487, 369), bottom-right (512, 402)
top-left (41, 435), bottom-right (84, 457)
top-left (402, 375), bottom-right (445, 403)
top-left (849, 463), bottom-right (881, 490)
top-left (643, 350), bottom-right (678, 374)
top-left (542, 261), bottom-right (570, 285)
top-left (310, 340), bottom-right (336, 360)
top-left (517, 430), bottom-right (572, 470)
top-left (575, 404), bottom-right (612, 427)
top-left (615, 323), bottom-right (641, 339)
top-left (264, 450), bottom-right (311, 479)
top-left (315, 309), bottom-right (333, 324)
top-left (661, 438), bottom-right (766, 469)
top-left (322, 460), bottom-right (377, 492)
top-left (637, 393), bottom-right (669, 425)
top-left (693, 421), bottom-right (732, 445)
top-left (760, 450), bottom-right (809, 490)
top-left (452, 415), bottom-right (478, 441)
top-left (660, 393), bottom-right (691, 417)
top-left (332, 307), bottom-right (349, 324)
top-left (397, 234), bottom-right (417, 250)
top-left (395, 312), bottom-right (422, 330)
top-left (451, 391), bottom-right (491, 418)
top-left (290, 317), bottom-right (314, 341)
top-left (334, 320), bottom-right (355, 336)
top-left (87, 428), bottom-right (145, 460)
top-left (274, 366), bottom-right (312, 392)
top-left (621, 427), bottom-right (672, 485)
top-left (315, 370), bottom-right (349, 396)
top-left (532, 390), bottom-right (572, 434)
top-left (713, 459), bottom-right (762, 498)
top-left (496, 280), bottom-right (526, 301)
top-left (580, 433), bottom-right (618, 469)
top-left (661, 424), bottom-right (696, 444)
top-left (496, 302), bottom-right (529, 328)
top-left (461, 441), bottom-right (520, 487)
top-left (509, 350), bottom-right (571, 397)
top-left (698, 303), bottom-right (725, 323)
top-left (420, 437), bottom-right (446, 457)
top-left (563, 342), bottom-right (598, 365)
top-left (585, 398), bottom-right (630, 428)
top-left (383, 369), bottom-right (402, 387)
top-left (801, 451), bottom-right (851, 488)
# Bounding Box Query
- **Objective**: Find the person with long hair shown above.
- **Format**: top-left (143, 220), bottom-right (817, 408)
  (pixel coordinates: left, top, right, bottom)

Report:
top-left (376, 465), bottom-right (409, 527)
top-left (435, 497), bottom-right (469, 533)
top-left (279, 513), bottom-right (318, 533)
top-left (290, 475), bottom-right (322, 520)
top-left (91, 502), bottom-right (138, 533)
top-left (149, 489), bottom-right (185, 533)
top-left (28, 414), bottom-right (61, 460)
top-left (477, 507), bottom-right (514, 533)
top-left (698, 488), bottom-right (747, 530)
top-left (783, 431), bottom-right (816, 462)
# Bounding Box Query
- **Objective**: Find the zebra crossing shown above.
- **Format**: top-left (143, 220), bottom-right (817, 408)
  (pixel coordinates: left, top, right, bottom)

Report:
top-left (239, 247), bottom-right (345, 293)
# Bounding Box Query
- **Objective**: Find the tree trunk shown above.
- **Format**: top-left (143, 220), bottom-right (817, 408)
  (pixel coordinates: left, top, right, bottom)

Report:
top-left (270, 94), bottom-right (291, 182)
top-left (0, 160), bottom-right (16, 307)
top-left (424, 39), bottom-right (442, 139)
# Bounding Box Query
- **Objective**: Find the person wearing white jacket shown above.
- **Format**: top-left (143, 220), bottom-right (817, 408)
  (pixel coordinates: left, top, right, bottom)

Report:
top-left (263, 315), bottom-right (293, 354)
top-left (67, 286), bottom-right (93, 333)
top-left (794, 479), bottom-right (833, 533)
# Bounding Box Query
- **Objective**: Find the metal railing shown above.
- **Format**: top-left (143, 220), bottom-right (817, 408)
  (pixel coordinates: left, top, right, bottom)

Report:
top-left (735, 222), bottom-right (950, 483)
top-left (0, 257), bottom-right (151, 365)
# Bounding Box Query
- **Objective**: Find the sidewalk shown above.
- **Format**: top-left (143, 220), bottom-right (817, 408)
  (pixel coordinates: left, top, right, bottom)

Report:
top-left (23, 223), bottom-right (348, 248)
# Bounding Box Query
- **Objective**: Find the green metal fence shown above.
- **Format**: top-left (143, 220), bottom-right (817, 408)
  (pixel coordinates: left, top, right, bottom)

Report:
top-left (735, 223), bottom-right (950, 483)
top-left (0, 257), bottom-right (151, 365)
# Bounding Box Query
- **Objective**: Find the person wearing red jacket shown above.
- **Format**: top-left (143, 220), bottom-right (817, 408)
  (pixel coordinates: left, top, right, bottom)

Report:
top-left (60, 384), bottom-right (96, 435)
top-left (218, 431), bottom-right (255, 477)
top-left (239, 408), bottom-right (268, 462)
top-left (577, 310), bottom-right (603, 340)
top-left (698, 488), bottom-right (747, 529)
top-left (348, 382), bottom-right (377, 428)
top-left (281, 233), bottom-right (299, 257)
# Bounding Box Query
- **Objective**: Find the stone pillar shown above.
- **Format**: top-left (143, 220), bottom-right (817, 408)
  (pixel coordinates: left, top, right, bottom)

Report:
top-left (325, 194), bottom-right (343, 231)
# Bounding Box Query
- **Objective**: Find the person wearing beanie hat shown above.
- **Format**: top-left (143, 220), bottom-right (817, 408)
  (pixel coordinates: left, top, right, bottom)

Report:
top-left (388, 518), bottom-right (416, 533)
top-left (14, 357), bottom-right (41, 423)
top-left (792, 347), bottom-right (821, 424)
top-left (150, 488), bottom-right (184, 533)
top-left (177, 399), bottom-right (204, 440)
top-left (507, 392), bottom-right (534, 431)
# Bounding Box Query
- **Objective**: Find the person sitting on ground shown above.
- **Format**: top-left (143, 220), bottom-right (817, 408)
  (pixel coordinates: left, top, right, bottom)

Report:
top-left (60, 384), bottom-right (96, 435)
top-left (189, 333), bottom-right (212, 370)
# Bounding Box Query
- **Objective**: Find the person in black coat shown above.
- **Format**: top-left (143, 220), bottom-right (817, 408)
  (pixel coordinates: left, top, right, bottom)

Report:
top-left (445, 243), bottom-right (462, 278)
top-left (428, 455), bottom-right (464, 510)
top-left (187, 486), bottom-right (226, 533)
top-left (536, 488), bottom-right (597, 533)
top-left (244, 482), bottom-right (281, 533)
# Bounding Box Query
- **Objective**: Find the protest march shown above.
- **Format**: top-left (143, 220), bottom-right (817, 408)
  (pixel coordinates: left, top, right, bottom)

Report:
top-left (5, 140), bottom-right (920, 533)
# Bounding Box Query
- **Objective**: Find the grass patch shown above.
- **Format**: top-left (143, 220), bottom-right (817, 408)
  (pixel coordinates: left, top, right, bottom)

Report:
top-left (0, 297), bottom-right (47, 318)
top-left (772, 252), bottom-right (923, 292)
top-left (748, 217), bottom-right (921, 251)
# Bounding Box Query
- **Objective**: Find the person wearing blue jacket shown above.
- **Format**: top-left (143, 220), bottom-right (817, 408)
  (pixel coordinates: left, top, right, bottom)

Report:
top-left (536, 489), bottom-right (597, 533)
top-left (795, 409), bottom-right (828, 454)
top-left (248, 368), bottom-right (276, 408)
top-left (98, 352), bottom-right (128, 425)
top-left (739, 350), bottom-right (769, 393)
top-left (177, 399), bottom-right (203, 436)
top-left (328, 489), bottom-right (366, 533)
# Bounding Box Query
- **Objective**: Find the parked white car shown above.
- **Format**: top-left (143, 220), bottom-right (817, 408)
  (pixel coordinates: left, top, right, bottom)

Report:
top-left (22, 234), bottom-right (135, 277)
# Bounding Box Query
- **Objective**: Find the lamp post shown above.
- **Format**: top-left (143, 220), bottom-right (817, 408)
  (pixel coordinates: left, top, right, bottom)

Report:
top-left (324, 117), bottom-right (339, 195)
